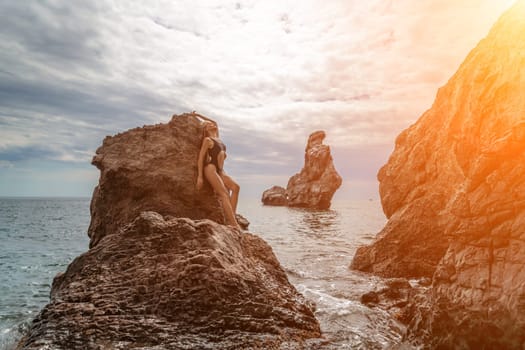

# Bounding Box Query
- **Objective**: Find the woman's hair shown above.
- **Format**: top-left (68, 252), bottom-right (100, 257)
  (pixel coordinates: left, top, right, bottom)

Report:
top-left (200, 122), bottom-right (217, 167)
top-left (201, 121), bottom-right (219, 139)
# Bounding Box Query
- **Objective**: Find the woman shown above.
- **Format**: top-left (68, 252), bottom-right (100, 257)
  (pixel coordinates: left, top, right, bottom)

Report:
top-left (196, 115), bottom-right (240, 229)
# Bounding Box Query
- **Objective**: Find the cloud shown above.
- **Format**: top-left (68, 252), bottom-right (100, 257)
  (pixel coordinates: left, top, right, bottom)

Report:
top-left (0, 2), bottom-right (105, 68)
top-left (0, 144), bottom-right (59, 162)
top-left (0, 0), bottom-right (515, 196)
top-left (0, 160), bottom-right (13, 169)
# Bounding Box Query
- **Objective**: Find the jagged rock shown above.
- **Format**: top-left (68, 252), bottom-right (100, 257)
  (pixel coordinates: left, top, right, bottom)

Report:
top-left (235, 213), bottom-right (250, 230)
top-left (361, 291), bottom-right (380, 305)
top-left (261, 186), bottom-right (287, 206)
top-left (354, 1), bottom-right (525, 348)
top-left (18, 213), bottom-right (321, 349)
top-left (88, 113), bottom-right (225, 248)
top-left (360, 278), bottom-right (414, 323)
top-left (286, 131), bottom-right (342, 209)
top-left (262, 131), bottom-right (342, 210)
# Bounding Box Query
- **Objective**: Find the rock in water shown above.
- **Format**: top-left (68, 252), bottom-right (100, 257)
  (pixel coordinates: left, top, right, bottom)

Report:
top-left (18, 213), bottom-right (321, 349)
top-left (19, 113), bottom-right (321, 349)
top-left (88, 113), bottom-right (224, 248)
top-left (354, 2), bottom-right (525, 348)
top-left (261, 185), bottom-right (287, 206)
top-left (286, 131), bottom-right (342, 209)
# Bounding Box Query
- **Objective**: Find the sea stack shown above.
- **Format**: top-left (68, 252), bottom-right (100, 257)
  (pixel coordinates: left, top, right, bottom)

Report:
top-left (352, 1), bottom-right (525, 348)
top-left (18, 113), bottom-right (321, 349)
top-left (262, 130), bottom-right (342, 210)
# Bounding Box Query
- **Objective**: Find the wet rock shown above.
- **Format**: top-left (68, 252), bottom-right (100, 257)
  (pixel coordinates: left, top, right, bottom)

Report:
top-left (19, 213), bottom-right (321, 349)
top-left (261, 186), bottom-right (287, 206)
top-left (354, 2), bottom-right (525, 348)
top-left (381, 278), bottom-right (412, 300)
top-left (235, 213), bottom-right (250, 230)
top-left (361, 291), bottom-right (380, 305)
top-left (360, 278), bottom-right (413, 320)
top-left (88, 113), bottom-right (225, 248)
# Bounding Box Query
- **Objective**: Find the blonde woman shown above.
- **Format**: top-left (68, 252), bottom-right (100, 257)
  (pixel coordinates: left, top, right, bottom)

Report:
top-left (195, 115), bottom-right (240, 229)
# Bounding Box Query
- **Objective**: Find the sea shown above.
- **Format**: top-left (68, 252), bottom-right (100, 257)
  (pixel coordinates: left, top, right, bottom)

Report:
top-left (0, 197), bottom-right (412, 350)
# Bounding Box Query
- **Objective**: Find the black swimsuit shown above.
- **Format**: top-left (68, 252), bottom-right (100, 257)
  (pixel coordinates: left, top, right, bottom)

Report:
top-left (208, 137), bottom-right (226, 172)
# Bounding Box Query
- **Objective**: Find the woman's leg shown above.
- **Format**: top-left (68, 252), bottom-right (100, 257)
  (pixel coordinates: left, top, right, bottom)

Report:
top-left (204, 165), bottom-right (239, 228)
top-left (220, 172), bottom-right (240, 214)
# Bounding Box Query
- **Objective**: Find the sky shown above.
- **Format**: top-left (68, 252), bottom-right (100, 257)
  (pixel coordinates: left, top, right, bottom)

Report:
top-left (0, 0), bottom-right (516, 199)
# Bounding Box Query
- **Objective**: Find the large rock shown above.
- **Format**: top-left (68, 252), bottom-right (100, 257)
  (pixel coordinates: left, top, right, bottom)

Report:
top-left (19, 114), bottom-right (321, 349)
top-left (261, 186), bottom-right (287, 206)
top-left (18, 213), bottom-right (321, 349)
top-left (285, 131), bottom-right (342, 209)
top-left (354, 1), bottom-right (525, 347)
top-left (351, 2), bottom-right (525, 278)
top-left (88, 113), bottom-right (224, 248)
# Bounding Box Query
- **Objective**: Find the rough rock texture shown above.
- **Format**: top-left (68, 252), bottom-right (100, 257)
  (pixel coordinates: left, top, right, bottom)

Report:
top-left (354, 2), bottom-right (525, 348)
top-left (352, 2), bottom-right (525, 279)
top-left (285, 131), bottom-right (342, 209)
top-left (19, 213), bottom-right (321, 349)
top-left (19, 114), bottom-right (320, 349)
top-left (88, 113), bottom-right (225, 248)
top-left (261, 186), bottom-right (287, 206)
top-left (360, 278), bottom-right (418, 325)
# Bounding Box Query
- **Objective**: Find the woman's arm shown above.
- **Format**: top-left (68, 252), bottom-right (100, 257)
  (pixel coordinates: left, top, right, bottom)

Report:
top-left (192, 112), bottom-right (217, 125)
top-left (196, 137), bottom-right (212, 190)
top-left (194, 114), bottom-right (220, 137)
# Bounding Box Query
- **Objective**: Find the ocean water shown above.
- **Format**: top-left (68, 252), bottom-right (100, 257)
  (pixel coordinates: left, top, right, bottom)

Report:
top-left (0, 197), bottom-right (407, 349)
top-left (0, 198), bottom-right (90, 349)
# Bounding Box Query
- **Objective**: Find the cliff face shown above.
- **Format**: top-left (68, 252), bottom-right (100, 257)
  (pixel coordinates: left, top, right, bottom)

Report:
top-left (20, 113), bottom-right (321, 349)
top-left (352, 1), bottom-right (525, 278)
top-left (88, 114), bottom-right (224, 248)
top-left (353, 1), bottom-right (525, 347)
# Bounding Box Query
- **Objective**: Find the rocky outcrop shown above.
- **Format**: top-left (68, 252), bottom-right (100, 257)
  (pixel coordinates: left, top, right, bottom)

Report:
top-left (262, 130), bottom-right (342, 210)
top-left (352, 3), bottom-right (525, 278)
top-left (18, 213), bottom-right (321, 349)
top-left (88, 113), bottom-right (225, 248)
top-left (261, 186), bottom-right (287, 206)
top-left (353, 1), bottom-right (525, 348)
top-left (287, 131), bottom-right (342, 209)
top-left (20, 113), bottom-right (321, 349)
